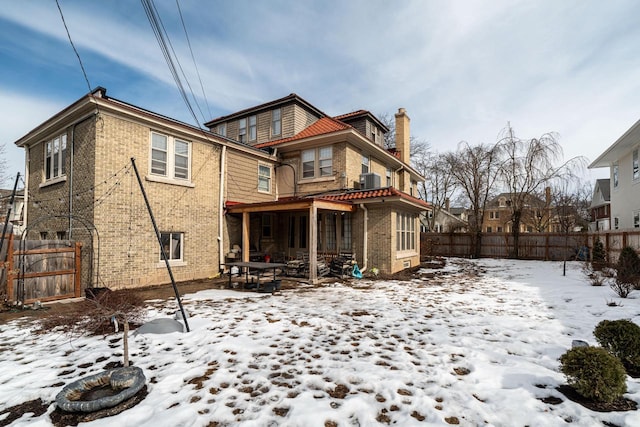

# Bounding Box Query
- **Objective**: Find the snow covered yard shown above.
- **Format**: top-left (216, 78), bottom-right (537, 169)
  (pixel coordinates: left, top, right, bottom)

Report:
top-left (1, 258), bottom-right (639, 426)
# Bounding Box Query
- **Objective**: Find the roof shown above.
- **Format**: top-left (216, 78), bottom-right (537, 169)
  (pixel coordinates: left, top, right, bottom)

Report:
top-left (334, 110), bottom-right (389, 133)
top-left (320, 187), bottom-right (430, 210)
top-left (254, 117), bottom-right (352, 149)
top-left (595, 178), bottom-right (611, 201)
top-left (204, 93), bottom-right (325, 128)
top-left (589, 118), bottom-right (640, 168)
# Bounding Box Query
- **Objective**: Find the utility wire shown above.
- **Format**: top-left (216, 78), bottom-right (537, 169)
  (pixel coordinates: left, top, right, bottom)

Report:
top-left (176, 0), bottom-right (212, 120)
top-left (55, 0), bottom-right (92, 93)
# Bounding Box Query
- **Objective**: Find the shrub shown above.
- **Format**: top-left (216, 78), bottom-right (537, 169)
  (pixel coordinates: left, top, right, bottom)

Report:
top-left (559, 346), bottom-right (627, 403)
top-left (592, 239), bottom-right (606, 271)
top-left (616, 246), bottom-right (640, 289)
top-left (594, 319), bottom-right (640, 371)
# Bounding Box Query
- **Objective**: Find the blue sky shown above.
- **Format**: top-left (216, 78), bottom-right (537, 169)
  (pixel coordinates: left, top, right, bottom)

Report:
top-left (2, 0), bottom-right (640, 186)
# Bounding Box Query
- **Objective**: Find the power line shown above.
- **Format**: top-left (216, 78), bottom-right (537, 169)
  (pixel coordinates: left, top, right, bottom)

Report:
top-left (55, 0), bottom-right (92, 93)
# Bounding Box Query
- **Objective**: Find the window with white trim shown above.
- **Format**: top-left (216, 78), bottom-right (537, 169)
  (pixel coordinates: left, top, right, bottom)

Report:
top-left (613, 164), bottom-right (619, 188)
top-left (386, 167), bottom-right (392, 187)
top-left (150, 132), bottom-right (191, 180)
top-left (633, 149), bottom-right (639, 181)
top-left (248, 115), bottom-right (257, 142)
top-left (614, 217), bottom-right (619, 229)
top-left (272, 109), bottom-right (281, 136)
top-left (45, 133), bottom-right (67, 181)
top-left (160, 232), bottom-right (183, 262)
top-left (216, 123), bottom-right (226, 137)
top-left (396, 212), bottom-right (416, 252)
top-left (258, 163), bottom-right (271, 193)
top-left (361, 154), bottom-right (370, 174)
top-left (238, 118), bottom-right (247, 143)
top-left (634, 211), bottom-right (640, 228)
top-left (302, 146), bottom-right (333, 178)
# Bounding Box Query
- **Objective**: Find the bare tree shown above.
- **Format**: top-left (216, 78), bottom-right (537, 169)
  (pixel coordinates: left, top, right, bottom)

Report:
top-left (496, 124), bottom-right (586, 258)
top-left (0, 142), bottom-right (8, 186)
top-left (414, 152), bottom-right (457, 231)
top-left (444, 141), bottom-right (501, 257)
top-left (378, 112), bottom-right (430, 156)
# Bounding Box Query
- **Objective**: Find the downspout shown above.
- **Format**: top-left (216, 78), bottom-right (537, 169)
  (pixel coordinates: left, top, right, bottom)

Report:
top-left (218, 145), bottom-right (227, 274)
top-left (69, 125), bottom-right (75, 239)
top-left (359, 203), bottom-right (368, 272)
top-left (23, 147), bottom-right (29, 233)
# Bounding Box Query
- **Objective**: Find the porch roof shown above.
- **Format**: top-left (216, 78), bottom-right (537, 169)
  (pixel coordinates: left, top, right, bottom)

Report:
top-left (226, 187), bottom-right (430, 214)
top-left (225, 197), bottom-right (356, 214)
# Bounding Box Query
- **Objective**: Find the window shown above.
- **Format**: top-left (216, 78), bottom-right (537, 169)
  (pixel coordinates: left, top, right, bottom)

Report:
top-left (613, 164), bottom-right (619, 188)
top-left (340, 213), bottom-right (352, 251)
top-left (634, 211), bottom-right (640, 228)
top-left (371, 128), bottom-right (377, 143)
top-left (272, 109), bottom-right (281, 136)
top-left (151, 132), bottom-right (191, 180)
top-left (262, 215), bottom-right (273, 238)
top-left (238, 118), bottom-right (247, 143)
top-left (633, 149), bottom-right (639, 181)
top-left (56, 231), bottom-right (67, 240)
top-left (302, 146), bottom-right (333, 178)
top-left (486, 226), bottom-right (492, 233)
top-left (396, 212), bottom-right (416, 252)
top-left (299, 216), bottom-right (307, 248)
top-left (361, 154), bottom-right (370, 174)
top-left (216, 123), bottom-right (226, 137)
top-left (325, 214), bottom-right (336, 251)
top-left (45, 133), bottom-right (67, 180)
top-left (386, 167), bottom-right (392, 187)
top-left (258, 164), bottom-right (271, 193)
top-left (490, 211), bottom-right (500, 220)
top-left (160, 232), bottom-right (183, 262)
top-left (248, 115), bottom-right (257, 141)
top-left (614, 217), bottom-right (619, 229)
top-left (497, 227), bottom-right (503, 232)
top-left (288, 217), bottom-right (295, 248)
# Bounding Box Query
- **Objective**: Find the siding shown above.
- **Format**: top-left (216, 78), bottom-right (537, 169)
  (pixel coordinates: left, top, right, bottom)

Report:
top-left (226, 150), bottom-right (276, 203)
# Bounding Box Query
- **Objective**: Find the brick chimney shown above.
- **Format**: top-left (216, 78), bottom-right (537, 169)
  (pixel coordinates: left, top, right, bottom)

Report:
top-left (395, 108), bottom-right (412, 193)
top-left (395, 108), bottom-right (410, 165)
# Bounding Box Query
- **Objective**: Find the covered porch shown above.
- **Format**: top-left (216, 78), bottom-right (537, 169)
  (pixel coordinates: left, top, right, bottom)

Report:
top-left (225, 198), bottom-right (357, 284)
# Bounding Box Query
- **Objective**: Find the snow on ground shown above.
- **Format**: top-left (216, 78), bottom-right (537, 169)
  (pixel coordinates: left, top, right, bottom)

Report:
top-left (1, 258), bottom-right (639, 426)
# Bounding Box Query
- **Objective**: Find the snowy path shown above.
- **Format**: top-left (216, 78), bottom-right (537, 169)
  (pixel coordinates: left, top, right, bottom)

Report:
top-left (1, 259), bottom-right (639, 426)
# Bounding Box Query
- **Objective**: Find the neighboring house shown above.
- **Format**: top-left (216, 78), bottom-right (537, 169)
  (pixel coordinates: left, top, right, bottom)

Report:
top-left (589, 178), bottom-right (611, 231)
top-left (14, 88), bottom-right (429, 290)
top-left (0, 189), bottom-right (25, 235)
top-left (420, 200), bottom-right (468, 233)
top-left (589, 120), bottom-right (640, 230)
top-left (482, 191), bottom-right (551, 233)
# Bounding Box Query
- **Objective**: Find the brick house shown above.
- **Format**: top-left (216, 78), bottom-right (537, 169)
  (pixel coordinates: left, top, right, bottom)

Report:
top-left (481, 191), bottom-right (551, 233)
top-left (14, 88), bottom-right (429, 290)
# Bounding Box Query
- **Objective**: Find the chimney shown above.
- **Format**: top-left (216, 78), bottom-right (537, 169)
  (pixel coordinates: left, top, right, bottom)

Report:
top-left (545, 186), bottom-right (551, 205)
top-left (445, 198), bottom-right (450, 212)
top-left (394, 108), bottom-right (410, 165)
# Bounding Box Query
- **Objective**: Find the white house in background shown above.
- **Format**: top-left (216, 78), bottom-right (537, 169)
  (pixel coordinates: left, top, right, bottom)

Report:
top-left (0, 189), bottom-right (25, 235)
top-left (589, 178), bottom-right (611, 231)
top-left (589, 120), bottom-right (640, 230)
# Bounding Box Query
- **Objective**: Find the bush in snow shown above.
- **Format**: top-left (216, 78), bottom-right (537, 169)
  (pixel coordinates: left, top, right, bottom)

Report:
top-left (616, 246), bottom-right (640, 289)
top-left (559, 346), bottom-right (627, 403)
top-left (594, 319), bottom-right (640, 373)
top-left (591, 238), bottom-right (606, 271)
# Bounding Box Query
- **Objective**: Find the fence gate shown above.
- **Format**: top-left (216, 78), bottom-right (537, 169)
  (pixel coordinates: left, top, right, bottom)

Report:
top-left (1, 233), bottom-right (83, 304)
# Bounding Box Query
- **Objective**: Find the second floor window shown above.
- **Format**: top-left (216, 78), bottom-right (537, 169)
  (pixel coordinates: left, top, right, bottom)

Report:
top-left (151, 132), bottom-right (191, 180)
top-left (249, 115), bottom-right (257, 141)
top-left (238, 118), bottom-right (247, 143)
top-left (45, 133), bottom-right (67, 181)
top-left (633, 149), bottom-right (639, 181)
top-left (216, 124), bottom-right (226, 137)
top-left (613, 164), bottom-right (619, 188)
top-left (634, 211), bottom-right (640, 228)
top-left (258, 164), bottom-right (271, 192)
top-left (302, 146), bottom-right (333, 178)
top-left (272, 109), bottom-right (281, 136)
top-left (362, 154), bottom-right (370, 174)
top-left (386, 167), bottom-right (392, 187)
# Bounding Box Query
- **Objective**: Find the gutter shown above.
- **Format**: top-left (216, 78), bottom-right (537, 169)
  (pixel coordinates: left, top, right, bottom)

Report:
top-left (218, 145), bottom-right (227, 273)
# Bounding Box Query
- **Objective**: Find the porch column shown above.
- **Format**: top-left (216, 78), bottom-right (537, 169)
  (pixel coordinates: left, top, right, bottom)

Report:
top-left (242, 211), bottom-right (250, 262)
top-left (309, 204), bottom-right (318, 284)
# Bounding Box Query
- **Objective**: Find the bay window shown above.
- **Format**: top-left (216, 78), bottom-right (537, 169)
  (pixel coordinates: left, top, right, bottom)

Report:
top-left (396, 212), bottom-right (416, 252)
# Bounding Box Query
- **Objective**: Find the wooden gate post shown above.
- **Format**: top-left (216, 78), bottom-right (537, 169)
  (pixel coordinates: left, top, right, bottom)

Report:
top-left (74, 242), bottom-right (83, 298)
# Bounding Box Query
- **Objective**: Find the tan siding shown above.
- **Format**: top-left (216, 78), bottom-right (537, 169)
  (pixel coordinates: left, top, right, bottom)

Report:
top-left (226, 150), bottom-right (276, 203)
top-left (292, 105), bottom-right (320, 135)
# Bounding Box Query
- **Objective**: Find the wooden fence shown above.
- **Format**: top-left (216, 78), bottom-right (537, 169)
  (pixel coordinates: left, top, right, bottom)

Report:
top-left (1, 233), bottom-right (82, 304)
top-left (421, 230), bottom-right (640, 261)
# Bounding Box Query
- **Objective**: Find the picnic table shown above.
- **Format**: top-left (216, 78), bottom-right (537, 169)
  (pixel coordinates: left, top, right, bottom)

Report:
top-left (225, 261), bottom-right (287, 292)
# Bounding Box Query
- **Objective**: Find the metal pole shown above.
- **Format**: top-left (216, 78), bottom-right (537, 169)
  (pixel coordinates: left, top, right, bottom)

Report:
top-left (1, 172), bottom-right (20, 256)
top-left (130, 158), bottom-right (190, 332)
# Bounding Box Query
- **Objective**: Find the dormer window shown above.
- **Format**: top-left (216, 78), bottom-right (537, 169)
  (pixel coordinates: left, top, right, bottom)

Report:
top-left (216, 123), bottom-right (226, 137)
top-left (248, 115), bottom-right (257, 141)
top-left (633, 149), bottom-right (638, 181)
top-left (238, 118), bottom-right (247, 143)
top-left (272, 109), bottom-right (281, 136)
